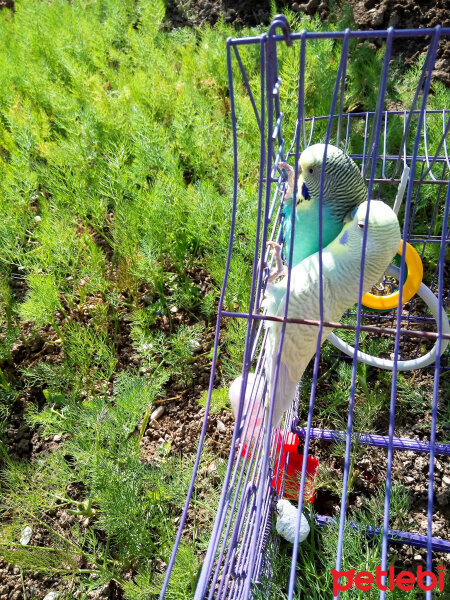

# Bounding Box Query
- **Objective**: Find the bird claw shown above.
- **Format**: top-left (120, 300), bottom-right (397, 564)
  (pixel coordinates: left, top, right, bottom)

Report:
top-left (267, 241), bottom-right (287, 283)
top-left (278, 162), bottom-right (295, 201)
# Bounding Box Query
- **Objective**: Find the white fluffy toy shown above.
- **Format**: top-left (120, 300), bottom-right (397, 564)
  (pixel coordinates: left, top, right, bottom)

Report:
top-left (276, 499), bottom-right (310, 544)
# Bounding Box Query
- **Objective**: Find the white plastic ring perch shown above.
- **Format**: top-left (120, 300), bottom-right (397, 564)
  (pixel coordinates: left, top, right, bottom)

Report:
top-left (328, 265), bottom-right (450, 371)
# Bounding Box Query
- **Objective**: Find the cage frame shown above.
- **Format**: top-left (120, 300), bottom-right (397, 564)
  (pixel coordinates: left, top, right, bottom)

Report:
top-left (160, 17), bottom-right (450, 600)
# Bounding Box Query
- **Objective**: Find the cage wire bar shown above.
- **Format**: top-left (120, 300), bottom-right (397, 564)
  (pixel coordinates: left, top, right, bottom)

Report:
top-left (160, 18), bottom-right (450, 600)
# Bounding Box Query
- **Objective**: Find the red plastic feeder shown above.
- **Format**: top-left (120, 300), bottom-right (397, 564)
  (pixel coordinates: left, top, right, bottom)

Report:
top-left (272, 432), bottom-right (319, 502)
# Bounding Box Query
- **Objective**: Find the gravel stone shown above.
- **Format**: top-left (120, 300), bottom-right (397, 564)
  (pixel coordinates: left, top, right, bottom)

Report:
top-left (217, 420), bottom-right (226, 433)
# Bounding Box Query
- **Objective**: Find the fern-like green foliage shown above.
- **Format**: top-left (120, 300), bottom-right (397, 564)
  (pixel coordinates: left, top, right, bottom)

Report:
top-left (122, 541), bottom-right (201, 600)
top-left (198, 387), bottom-right (230, 414)
top-left (63, 322), bottom-right (117, 393)
top-left (1, 372), bottom-right (226, 596)
top-left (19, 273), bottom-right (64, 331)
top-left (2, 372), bottom-right (191, 580)
top-left (131, 320), bottom-right (203, 386)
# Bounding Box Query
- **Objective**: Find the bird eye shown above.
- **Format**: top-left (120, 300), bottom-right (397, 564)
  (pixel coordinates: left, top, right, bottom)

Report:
top-left (308, 168), bottom-right (313, 174)
top-left (357, 222), bottom-right (365, 230)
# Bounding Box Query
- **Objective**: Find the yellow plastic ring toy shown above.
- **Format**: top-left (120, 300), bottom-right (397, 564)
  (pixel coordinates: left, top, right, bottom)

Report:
top-left (362, 241), bottom-right (423, 311)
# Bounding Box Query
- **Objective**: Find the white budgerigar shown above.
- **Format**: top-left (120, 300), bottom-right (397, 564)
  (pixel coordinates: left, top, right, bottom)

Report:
top-left (264, 200), bottom-right (401, 429)
top-left (276, 499), bottom-right (310, 544)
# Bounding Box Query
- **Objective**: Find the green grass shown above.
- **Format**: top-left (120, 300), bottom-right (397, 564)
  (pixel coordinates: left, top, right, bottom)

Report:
top-left (0, 0), bottom-right (448, 597)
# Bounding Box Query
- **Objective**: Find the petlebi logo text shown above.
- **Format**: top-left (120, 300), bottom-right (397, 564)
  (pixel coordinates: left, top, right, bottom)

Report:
top-left (331, 564), bottom-right (446, 596)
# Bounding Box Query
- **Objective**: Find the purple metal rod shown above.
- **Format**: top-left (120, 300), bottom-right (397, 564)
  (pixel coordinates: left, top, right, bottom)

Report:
top-left (371, 178), bottom-right (448, 186)
top-left (194, 36), bottom-right (269, 599)
top-left (315, 516), bottom-right (450, 554)
top-left (221, 312), bottom-right (450, 342)
top-left (233, 45), bottom-right (262, 133)
top-left (305, 109), bottom-right (449, 117)
top-left (242, 15), bottom-right (293, 599)
top-left (228, 26), bottom-right (450, 46)
top-left (294, 427), bottom-right (450, 456)
top-left (344, 310), bottom-right (446, 324)
top-left (288, 28), bottom-right (352, 600)
top-left (380, 28), bottom-right (441, 600)
top-left (158, 39), bottom-right (244, 600)
top-left (334, 28), bottom-right (395, 598)
top-left (211, 369), bottom-right (267, 598)
top-left (425, 157), bottom-right (450, 598)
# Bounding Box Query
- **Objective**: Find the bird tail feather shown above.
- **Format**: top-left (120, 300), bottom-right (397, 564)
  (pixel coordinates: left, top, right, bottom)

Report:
top-left (268, 360), bottom-right (298, 430)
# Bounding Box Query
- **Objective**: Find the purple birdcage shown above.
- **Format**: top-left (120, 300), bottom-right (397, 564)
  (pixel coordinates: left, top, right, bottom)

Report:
top-left (160, 17), bottom-right (450, 599)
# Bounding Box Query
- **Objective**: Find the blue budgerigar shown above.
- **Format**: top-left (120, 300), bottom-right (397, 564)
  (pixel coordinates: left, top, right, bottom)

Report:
top-left (270, 144), bottom-right (368, 280)
top-left (264, 200), bottom-right (401, 429)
